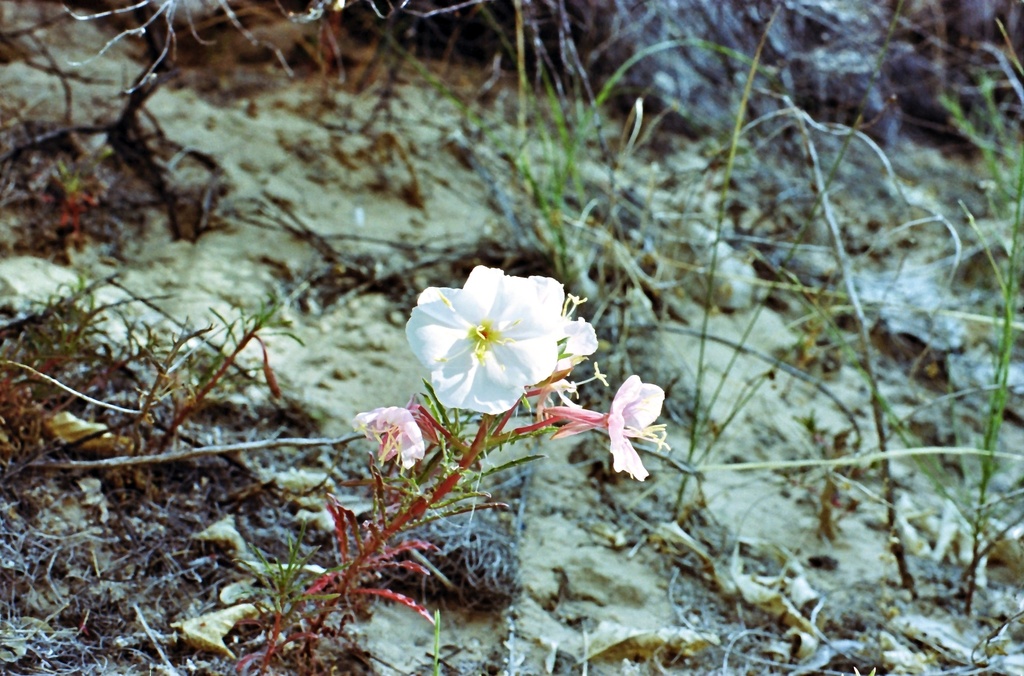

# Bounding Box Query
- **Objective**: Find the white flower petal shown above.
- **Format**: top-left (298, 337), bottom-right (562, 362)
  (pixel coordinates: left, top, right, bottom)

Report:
top-left (406, 298), bottom-right (471, 366)
top-left (460, 266), bottom-right (505, 315)
top-left (432, 352), bottom-right (523, 413)
top-left (564, 317), bottom-right (598, 357)
top-left (531, 275), bottom-right (566, 309)
top-left (493, 338), bottom-right (558, 381)
top-left (416, 286), bottom-right (448, 305)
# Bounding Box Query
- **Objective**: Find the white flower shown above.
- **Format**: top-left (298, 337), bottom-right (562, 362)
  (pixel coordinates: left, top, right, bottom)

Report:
top-left (406, 266), bottom-right (566, 414)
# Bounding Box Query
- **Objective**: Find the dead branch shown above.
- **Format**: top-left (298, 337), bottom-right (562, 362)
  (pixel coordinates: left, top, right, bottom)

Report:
top-left (31, 434), bottom-right (360, 470)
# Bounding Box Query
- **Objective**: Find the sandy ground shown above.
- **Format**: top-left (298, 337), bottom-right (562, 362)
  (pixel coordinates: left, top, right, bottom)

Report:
top-left (3, 2), bottom-right (1024, 674)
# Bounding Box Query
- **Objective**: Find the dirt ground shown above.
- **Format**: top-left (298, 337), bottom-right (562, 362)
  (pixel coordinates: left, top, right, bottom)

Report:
top-left (3, 2), bottom-right (1024, 674)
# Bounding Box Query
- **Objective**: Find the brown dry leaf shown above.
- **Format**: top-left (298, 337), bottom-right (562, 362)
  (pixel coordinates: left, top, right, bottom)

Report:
top-left (649, 521), bottom-right (716, 577)
top-left (0, 639), bottom-right (26, 664)
top-left (77, 477), bottom-right (109, 523)
top-left (218, 579), bottom-right (257, 605)
top-left (271, 467), bottom-right (334, 494)
top-left (652, 525), bottom-right (822, 660)
top-left (879, 630), bottom-right (930, 673)
top-left (727, 549), bottom-right (820, 659)
top-left (44, 411), bottom-right (130, 456)
top-left (585, 620), bottom-right (719, 662)
top-left (171, 604), bottom-right (258, 658)
top-left (0, 617), bottom-right (50, 663)
top-left (785, 573), bottom-right (820, 608)
top-left (193, 515), bottom-right (249, 559)
top-left (889, 614), bottom-right (974, 664)
top-left (931, 499), bottom-right (973, 566)
top-left (588, 522), bottom-right (628, 549)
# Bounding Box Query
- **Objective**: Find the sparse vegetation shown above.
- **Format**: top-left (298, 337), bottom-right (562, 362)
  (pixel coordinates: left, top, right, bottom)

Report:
top-left (2, 0), bottom-right (1024, 674)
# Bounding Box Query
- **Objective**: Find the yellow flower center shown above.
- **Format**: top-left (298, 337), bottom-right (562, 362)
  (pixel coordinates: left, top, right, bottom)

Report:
top-left (469, 320), bottom-right (503, 363)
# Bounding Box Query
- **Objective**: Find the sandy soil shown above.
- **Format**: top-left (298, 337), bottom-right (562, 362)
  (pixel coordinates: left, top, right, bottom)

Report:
top-left (3, 2), bottom-right (1024, 675)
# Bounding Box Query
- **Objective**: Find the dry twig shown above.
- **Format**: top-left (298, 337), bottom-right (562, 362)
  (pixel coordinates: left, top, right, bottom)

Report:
top-left (31, 435), bottom-right (360, 470)
top-left (793, 104), bottom-right (915, 592)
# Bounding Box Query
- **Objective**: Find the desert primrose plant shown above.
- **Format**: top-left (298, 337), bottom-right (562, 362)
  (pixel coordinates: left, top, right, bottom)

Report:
top-left (242, 265), bottom-right (669, 671)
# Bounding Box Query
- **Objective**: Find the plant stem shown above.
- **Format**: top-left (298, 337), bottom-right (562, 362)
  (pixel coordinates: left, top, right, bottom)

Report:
top-left (679, 8), bottom-right (779, 517)
top-left (965, 138), bottom-right (1024, 613)
top-left (161, 327), bottom-right (260, 448)
top-left (304, 416), bottom-right (493, 640)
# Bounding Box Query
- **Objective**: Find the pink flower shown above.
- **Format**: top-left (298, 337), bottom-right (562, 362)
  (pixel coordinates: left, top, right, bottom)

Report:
top-left (606, 376), bottom-right (665, 480)
top-left (353, 406), bottom-right (426, 469)
top-left (542, 375), bottom-right (667, 481)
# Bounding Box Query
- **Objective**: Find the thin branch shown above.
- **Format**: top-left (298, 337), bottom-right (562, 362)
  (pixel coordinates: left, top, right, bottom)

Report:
top-left (794, 102), bottom-right (915, 592)
top-left (639, 447), bottom-right (702, 478)
top-left (213, 0), bottom-right (294, 77)
top-left (0, 360), bottom-right (142, 414)
top-left (31, 435), bottom-right (361, 470)
top-left (0, 11), bottom-right (67, 39)
top-left (133, 604), bottom-right (179, 676)
top-left (0, 124), bottom-right (108, 165)
top-left (700, 445), bottom-right (1021, 474)
top-left (65, 0), bottom-right (150, 22)
top-left (65, 0), bottom-right (168, 78)
top-left (403, 0), bottom-right (485, 18)
top-left (654, 324), bottom-right (863, 447)
top-left (25, 33), bottom-right (74, 125)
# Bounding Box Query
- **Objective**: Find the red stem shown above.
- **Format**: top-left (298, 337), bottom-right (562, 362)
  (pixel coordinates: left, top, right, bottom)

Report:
top-left (165, 328), bottom-right (258, 444)
top-left (259, 608), bottom-right (283, 673)
top-left (305, 416), bottom-right (493, 638)
top-left (492, 405), bottom-right (517, 436)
